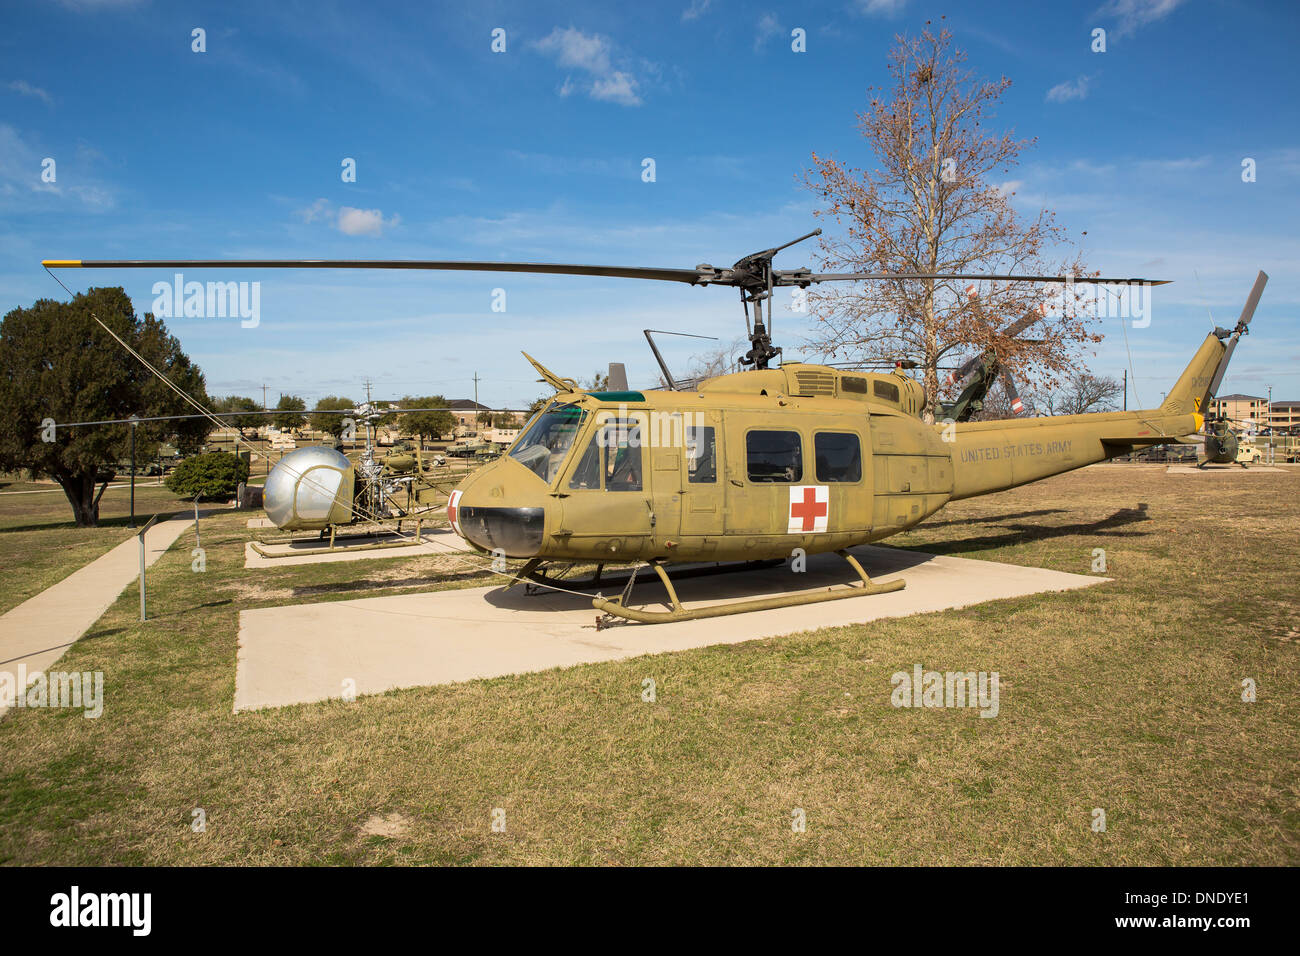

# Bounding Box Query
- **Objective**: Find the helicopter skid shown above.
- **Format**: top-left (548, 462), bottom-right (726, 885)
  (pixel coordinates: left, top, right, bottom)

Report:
top-left (592, 550), bottom-right (904, 627)
top-left (518, 557), bottom-right (785, 594)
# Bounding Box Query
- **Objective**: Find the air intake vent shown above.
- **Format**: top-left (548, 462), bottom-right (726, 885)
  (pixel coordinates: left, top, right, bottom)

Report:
top-left (791, 369), bottom-right (836, 397)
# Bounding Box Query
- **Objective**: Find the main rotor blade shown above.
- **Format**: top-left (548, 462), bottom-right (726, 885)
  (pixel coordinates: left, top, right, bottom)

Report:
top-left (1001, 370), bottom-right (1027, 416)
top-left (44, 259), bottom-right (706, 285)
top-left (1002, 302), bottom-right (1048, 338)
top-left (44, 259), bottom-right (1171, 289)
top-left (946, 353), bottom-right (983, 387)
top-left (946, 286), bottom-right (1040, 388)
top-left (800, 272), bottom-right (1170, 286)
top-left (50, 407), bottom-right (454, 427)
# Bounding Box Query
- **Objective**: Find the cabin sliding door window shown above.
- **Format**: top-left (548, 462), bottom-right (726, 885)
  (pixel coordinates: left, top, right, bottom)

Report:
top-left (814, 432), bottom-right (862, 482)
top-left (746, 430), bottom-right (803, 482)
top-left (685, 426), bottom-right (717, 483)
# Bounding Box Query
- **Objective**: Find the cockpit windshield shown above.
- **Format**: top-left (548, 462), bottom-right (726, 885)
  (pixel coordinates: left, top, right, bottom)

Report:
top-left (508, 402), bottom-right (587, 482)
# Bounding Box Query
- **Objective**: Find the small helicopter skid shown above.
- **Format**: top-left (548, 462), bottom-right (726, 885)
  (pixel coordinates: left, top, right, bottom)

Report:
top-left (249, 513), bottom-right (442, 558)
top-left (516, 551), bottom-right (905, 627)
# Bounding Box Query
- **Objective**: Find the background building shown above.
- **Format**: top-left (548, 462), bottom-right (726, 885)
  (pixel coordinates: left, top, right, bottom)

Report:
top-left (1207, 394), bottom-right (1300, 436)
top-left (447, 399), bottom-right (527, 434)
top-left (1269, 400), bottom-right (1300, 434)
top-left (1209, 393), bottom-right (1268, 425)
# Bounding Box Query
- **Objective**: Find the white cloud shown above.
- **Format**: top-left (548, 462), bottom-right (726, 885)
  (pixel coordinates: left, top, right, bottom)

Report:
top-left (337, 206), bottom-right (398, 237)
top-left (854, 0), bottom-right (909, 14)
top-left (295, 199), bottom-right (399, 236)
top-left (66, 184), bottom-right (114, 208)
top-left (0, 123), bottom-right (115, 211)
top-left (1068, 159), bottom-right (1117, 176)
top-left (531, 27), bottom-right (645, 106)
top-left (1046, 75), bottom-right (1091, 103)
top-left (8, 80), bottom-right (52, 105)
top-left (754, 13), bottom-right (782, 52)
top-left (1095, 0), bottom-right (1186, 39)
top-left (1136, 155), bottom-right (1211, 172)
top-left (54, 0), bottom-right (144, 8)
top-left (682, 0), bottom-right (711, 21)
top-left (296, 197), bottom-right (331, 223)
top-left (534, 26), bottom-right (612, 74)
top-left (590, 71), bottom-right (640, 106)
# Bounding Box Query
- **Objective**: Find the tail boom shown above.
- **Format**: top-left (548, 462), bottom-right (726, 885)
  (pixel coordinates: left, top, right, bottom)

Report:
top-left (947, 406), bottom-right (1201, 500)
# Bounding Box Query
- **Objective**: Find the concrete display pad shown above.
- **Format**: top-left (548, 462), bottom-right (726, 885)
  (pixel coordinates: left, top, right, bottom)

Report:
top-left (234, 546), bottom-right (1108, 712)
top-left (1165, 464), bottom-right (1285, 474)
top-left (243, 528), bottom-right (473, 568)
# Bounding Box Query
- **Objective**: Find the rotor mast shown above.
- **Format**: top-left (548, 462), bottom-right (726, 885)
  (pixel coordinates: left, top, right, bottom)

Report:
top-left (731, 228), bottom-right (821, 370)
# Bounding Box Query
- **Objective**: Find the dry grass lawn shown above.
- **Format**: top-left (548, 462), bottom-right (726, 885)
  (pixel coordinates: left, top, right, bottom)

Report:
top-left (0, 463), bottom-right (1295, 865)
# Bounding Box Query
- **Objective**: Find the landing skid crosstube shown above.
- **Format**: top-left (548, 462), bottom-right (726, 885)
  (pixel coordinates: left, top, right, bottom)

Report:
top-left (517, 551), bottom-right (905, 627)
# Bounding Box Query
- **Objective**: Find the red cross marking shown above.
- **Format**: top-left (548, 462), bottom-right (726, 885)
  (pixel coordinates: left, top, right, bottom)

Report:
top-left (790, 487), bottom-right (828, 532)
top-left (446, 491), bottom-right (460, 528)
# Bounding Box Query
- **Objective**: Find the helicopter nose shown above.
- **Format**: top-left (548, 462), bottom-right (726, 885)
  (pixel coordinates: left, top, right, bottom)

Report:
top-left (447, 483), bottom-right (545, 558)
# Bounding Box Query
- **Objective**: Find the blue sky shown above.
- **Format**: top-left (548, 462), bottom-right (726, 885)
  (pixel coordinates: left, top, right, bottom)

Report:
top-left (2, 0), bottom-right (1298, 409)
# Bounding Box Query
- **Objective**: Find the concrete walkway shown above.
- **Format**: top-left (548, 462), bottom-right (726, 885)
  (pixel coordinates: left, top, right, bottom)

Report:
top-left (235, 545), bottom-right (1109, 712)
top-left (0, 512), bottom-right (199, 717)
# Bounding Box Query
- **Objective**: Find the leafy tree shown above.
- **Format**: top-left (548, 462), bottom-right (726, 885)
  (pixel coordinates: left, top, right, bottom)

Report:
top-left (1044, 371), bottom-right (1123, 417)
top-left (526, 395), bottom-right (550, 417)
top-left (272, 393), bottom-right (307, 433)
top-left (801, 25), bottom-right (1094, 422)
top-left (400, 395), bottom-right (455, 445)
top-left (0, 287), bottom-right (210, 526)
top-left (218, 395), bottom-right (264, 438)
top-left (309, 395), bottom-right (355, 439)
top-left (493, 411), bottom-right (520, 429)
top-left (679, 338), bottom-right (745, 387)
top-left (165, 451), bottom-right (250, 500)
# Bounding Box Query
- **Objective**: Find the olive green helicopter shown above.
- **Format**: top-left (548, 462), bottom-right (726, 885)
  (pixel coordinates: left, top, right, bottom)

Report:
top-left (43, 235), bottom-right (1267, 624)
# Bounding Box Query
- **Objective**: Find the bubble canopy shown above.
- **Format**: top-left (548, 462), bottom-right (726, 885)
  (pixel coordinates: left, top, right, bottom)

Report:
top-left (264, 446), bottom-right (355, 531)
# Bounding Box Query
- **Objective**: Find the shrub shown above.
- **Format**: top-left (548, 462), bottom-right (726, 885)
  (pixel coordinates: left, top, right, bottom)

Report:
top-left (165, 451), bottom-right (250, 501)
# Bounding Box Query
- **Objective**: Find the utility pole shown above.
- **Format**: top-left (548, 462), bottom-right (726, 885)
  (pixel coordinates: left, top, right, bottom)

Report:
top-left (127, 415), bottom-right (138, 528)
top-left (1268, 384), bottom-right (1274, 463)
top-left (472, 371), bottom-right (482, 433)
top-left (363, 379), bottom-right (375, 450)
top-left (1122, 369), bottom-right (1127, 412)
